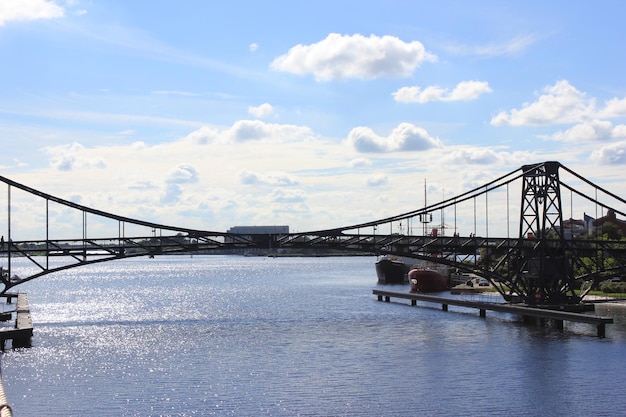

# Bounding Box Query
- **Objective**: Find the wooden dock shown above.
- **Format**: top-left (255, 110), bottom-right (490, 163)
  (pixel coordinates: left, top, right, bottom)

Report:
top-left (373, 289), bottom-right (614, 337)
top-left (0, 293), bottom-right (33, 350)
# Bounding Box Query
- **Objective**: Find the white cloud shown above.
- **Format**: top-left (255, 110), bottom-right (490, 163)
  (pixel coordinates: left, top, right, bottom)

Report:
top-left (348, 158), bottom-right (372, 168)
top-left (591, 141), bottom-right (626, 165)
top-left (446, 148), bottom-right (501, 165)
top-left (440, 148), bottom-right (536, 172)
top-left (239, 169), bottom-right (299, 186)
top-left (248, 103), bottom-right (274, 118)
top-left (226, 120), bottom-right (314, 143)
top-left (393, 80), bottom-right (492, 103)
top-left (185, 120), bottom-right (314, 145)
top-left (249, 43), bottom-right (259, 52)
top-left (613, 125), bottom-right (626, 138)
top-left (270, 188), bottom-right (306, 203)
top-left (165, 164), bottom-right (199, 184)
top-left (597, 97), bottom-right (626, 118)
top-left (44, 142), bottom-right (107, 171)
top-left (161, 183), bottom-right (183, 205)
top-left (491, 80), bottom-right (594, 126)
top-left (490, 80), bottom-right (626, 128)
top-left (0, 0), bottom-right (64, 25)
top-left (546, 120), bottom-right (626, 142)
top-left (184, 126), bottom-right (221, 144)
top-left (346, 122), bottom-right (443, 153)
top-left (271, 33), bottom-right (436, 81)
top-left (366, 173), bottom-right (388, 187)
top-left (443, 34), bottom-right (540, 57)
top-left (128, 180), bottom-right (159, 190)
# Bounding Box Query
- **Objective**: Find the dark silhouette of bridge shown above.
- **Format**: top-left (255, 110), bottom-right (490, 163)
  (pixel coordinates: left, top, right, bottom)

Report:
top-left (1, 161), bottom-right (626, 305)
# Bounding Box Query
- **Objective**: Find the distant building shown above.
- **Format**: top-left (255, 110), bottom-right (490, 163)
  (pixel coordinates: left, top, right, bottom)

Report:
top-left (559, 218), bottom-right (587, 239)
top-left (592, 210), bottom-right (626, 237)
top-left (227, 226), bottom-right (289, 235)
top-left (225, 225), bottom-right (290, 249)
top-left (552, 210), bottom-right (626, 240)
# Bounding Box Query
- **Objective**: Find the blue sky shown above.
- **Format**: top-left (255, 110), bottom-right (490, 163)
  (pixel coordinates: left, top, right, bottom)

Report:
top-left (1, 0), bottom-right (626, 236)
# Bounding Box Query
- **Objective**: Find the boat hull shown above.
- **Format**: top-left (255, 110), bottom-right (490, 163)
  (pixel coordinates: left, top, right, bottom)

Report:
top-left (376, 258), bottom-right (410, 284)
top-left (409, 268), bottom-right (448, 292)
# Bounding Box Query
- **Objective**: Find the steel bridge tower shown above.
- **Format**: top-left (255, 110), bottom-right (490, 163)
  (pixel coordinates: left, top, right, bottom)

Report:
top-left (511, 162), bottom-right (579, 304)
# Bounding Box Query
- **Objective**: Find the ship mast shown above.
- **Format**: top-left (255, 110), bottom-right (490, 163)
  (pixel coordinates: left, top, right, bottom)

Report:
top-left (419, 179), bottom-right (432, 236)
top-left (440, 189), bottom-right (445, 236)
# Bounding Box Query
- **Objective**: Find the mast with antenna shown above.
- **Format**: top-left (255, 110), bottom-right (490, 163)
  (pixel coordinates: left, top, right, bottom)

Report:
top-left (419, 179), bottom-right (432, 236)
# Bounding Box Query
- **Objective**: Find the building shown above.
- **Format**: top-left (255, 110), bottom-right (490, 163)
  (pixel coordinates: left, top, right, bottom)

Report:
top-left (559, 218), bottom-right (588, 239)
top-left (227, 226), bottom-right (289, 235)
top-left (225, 225), bottom-right (290, 250)
top-left (592, 210), bottom-right (626, 237)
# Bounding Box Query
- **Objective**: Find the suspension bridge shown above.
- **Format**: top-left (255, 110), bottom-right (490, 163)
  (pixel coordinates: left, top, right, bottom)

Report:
top-left (1, 161), bottom-right (626, 307)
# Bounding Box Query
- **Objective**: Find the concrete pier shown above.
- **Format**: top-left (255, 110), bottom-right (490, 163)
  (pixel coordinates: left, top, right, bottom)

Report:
top-left (373, 289), bottom-right (614, 337)
top-left (0, 293), bottom-right (33, 350)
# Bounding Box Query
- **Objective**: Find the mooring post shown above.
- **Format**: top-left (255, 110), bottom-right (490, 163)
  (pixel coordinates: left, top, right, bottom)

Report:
top-left (479, 309), bottom-right (486, 318)
top-left (411, 299), bottom-right (416, 306)
top-left (442, 304), bottom-right (448, 311)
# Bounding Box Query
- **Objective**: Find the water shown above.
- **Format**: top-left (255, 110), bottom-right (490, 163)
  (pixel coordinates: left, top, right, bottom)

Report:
top-left (1, 255), bottom-right (625, 416)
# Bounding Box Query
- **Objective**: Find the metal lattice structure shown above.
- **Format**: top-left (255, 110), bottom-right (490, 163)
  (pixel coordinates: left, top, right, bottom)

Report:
top-left (505, 162), bottom-right (580, 303)
top-left (2, 161), bottom-right (626, 305)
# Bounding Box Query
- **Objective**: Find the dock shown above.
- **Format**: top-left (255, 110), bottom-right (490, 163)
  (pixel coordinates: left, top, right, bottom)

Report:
top-left (373, 289), bottom-right (614, 337)
top-left (0, 293), bottom-right (33, 350)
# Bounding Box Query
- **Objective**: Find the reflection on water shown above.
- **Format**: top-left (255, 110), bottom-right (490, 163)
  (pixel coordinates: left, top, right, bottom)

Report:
top-left (2, 256), bottom-right (625, 416)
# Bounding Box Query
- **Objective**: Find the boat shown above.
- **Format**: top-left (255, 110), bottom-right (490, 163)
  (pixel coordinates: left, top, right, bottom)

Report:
top-left (408, 268), bottom-right (449, 292)
top-left (375, 255), bottom-right (411, 284)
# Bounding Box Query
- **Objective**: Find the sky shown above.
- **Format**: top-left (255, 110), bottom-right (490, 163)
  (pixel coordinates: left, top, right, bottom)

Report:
top-left (1, 0), bottom-right (626, 238)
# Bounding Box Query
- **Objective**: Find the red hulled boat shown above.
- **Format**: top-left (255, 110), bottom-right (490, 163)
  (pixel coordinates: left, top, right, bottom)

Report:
top-left (408, 268), bottom-right (448, 292)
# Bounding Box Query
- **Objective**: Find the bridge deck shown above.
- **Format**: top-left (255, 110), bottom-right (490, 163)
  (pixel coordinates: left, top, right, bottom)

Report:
top-left (373, 289), bottom-right (614, 337)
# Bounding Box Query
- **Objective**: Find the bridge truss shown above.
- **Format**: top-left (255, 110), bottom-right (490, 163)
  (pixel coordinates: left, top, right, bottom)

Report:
top-left (1, 161), bottom-right (626, 305)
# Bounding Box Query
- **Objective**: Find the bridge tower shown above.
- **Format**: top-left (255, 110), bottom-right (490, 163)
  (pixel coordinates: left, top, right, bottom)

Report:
top-left (512, 161), bottom-right (579, 304)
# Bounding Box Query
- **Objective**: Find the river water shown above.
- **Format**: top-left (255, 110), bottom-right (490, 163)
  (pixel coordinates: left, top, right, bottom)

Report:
top-left (1, 255), bottom-right (625, 416)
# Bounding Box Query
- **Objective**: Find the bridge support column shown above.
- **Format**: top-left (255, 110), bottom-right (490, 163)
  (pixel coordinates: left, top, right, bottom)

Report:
top-left (597, 323), bottom-right (606, 338)
top-left (554, 319), bottom-right (564, 331)
top-left (411, 299), bottom-right (416, 306)
top-left (442, 304), bottom-right (448, 311)
top-left (377, 294), bottom-right (383, 301)
top-left (479, 309), bottom-right (486, 318)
